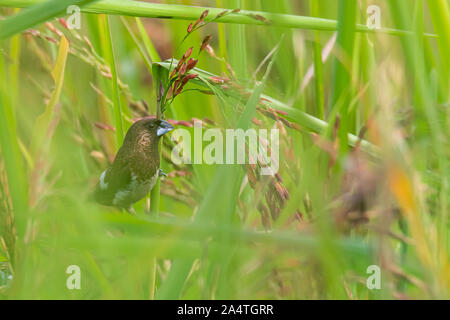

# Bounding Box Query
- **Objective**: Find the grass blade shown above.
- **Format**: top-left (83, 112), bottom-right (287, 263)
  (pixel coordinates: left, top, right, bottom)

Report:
top-left (31, 36), bottom-right (69, 154)
top-left (0, 0), bottom-right (100, 39)
top-left (99, 14), bottom-right (124, 148)
top-left (0, 0), bottom-right (437, 37)
top-left (0, 42), bottom-right (28, 239)
top-left (330, 0), bottom-right (357, 155)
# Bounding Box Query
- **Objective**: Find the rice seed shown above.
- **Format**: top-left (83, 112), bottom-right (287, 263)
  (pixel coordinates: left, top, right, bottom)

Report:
top-left (187, 23), bottom-right (193, 33)
top-left (200, 35), bottom-right (212, 52)
top-left (186, 58), bottom-right (198, 71)
top-left (216, 10), bottom-right (229, 19)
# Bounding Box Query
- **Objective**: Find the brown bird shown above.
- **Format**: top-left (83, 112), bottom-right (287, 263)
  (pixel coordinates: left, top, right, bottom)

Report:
top-left (93, 118), bottom-right (173, 212)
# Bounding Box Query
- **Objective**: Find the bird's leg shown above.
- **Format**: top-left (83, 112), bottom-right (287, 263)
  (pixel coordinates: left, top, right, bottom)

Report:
top-left (158, 169), bottom-right (168, 177)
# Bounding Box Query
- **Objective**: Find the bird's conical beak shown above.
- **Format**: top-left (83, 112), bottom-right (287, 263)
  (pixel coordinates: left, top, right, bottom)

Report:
top-left (157, 120), bottom-right (174, 137)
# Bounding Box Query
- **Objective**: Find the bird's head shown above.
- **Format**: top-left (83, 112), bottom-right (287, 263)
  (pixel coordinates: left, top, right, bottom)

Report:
top-left (124, 117), bottom-right (174, 150)
top-left (134, 117), bottom-right (174, 137)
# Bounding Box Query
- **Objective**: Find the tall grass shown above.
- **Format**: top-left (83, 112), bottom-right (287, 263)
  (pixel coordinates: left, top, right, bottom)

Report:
top-left (0, 0), bottom-right (448, 300)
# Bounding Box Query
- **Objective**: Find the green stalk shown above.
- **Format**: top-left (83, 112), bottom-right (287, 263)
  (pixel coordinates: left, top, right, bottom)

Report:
top-left (426, 0), bottom-right (450, 100)
top-left (135, 18), bottom-right (160, 64)
top-left (359, 0), bottom-right (377, 133)
top-left (149, 63), bottom-right (165, 218)
top-left (0, 42), bottom-right (28, 241)
top-left (311, 0), bottom-right (324, 119)
top-left (99, 14), bottom-right (124, 148)
top-left (121, 17), bottom-right (153, 73)
top-left (259, 0), bottom-right (296, 97)
top-left (330, 0), bottom-right (357, 155)
top-left (0, 0), bottom-right (437, 37)
top-left (149, 180), bottom-right (160, 217)
top-left (216, 0), bottom-right (228, 72)
top-left (7, 9), bottom-right (21, 108)
top-left (227, 0), bottom-right (247, 83)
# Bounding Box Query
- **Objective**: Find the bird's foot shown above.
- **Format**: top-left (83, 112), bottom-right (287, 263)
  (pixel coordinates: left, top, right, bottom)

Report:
top-left (158, 169), bottom-right (168, 177)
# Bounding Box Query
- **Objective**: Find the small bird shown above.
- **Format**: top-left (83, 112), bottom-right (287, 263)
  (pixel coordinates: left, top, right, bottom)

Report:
top-left (93, 117), bottom-right (173, 212)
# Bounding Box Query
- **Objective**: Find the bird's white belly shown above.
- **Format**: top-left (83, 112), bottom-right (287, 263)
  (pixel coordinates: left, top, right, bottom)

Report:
top-left (112, 170), bottom-right (158, 208)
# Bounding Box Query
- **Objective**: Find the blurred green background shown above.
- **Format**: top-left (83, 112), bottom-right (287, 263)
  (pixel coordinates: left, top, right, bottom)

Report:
top-left (0, 0), bottom-right (449, 299)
